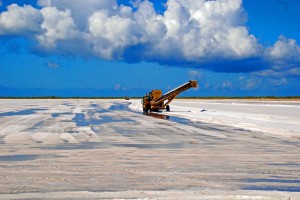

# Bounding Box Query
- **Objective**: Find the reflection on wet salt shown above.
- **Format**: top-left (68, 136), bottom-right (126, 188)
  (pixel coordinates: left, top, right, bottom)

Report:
top-left (145, 112), bottom-right (170, 120)
top-left (51, 112), bottom-right (73, 118)
top-left (0, 109), bottom-right (48, 117)
top-left (246, 179), bottom-right (300, 184)
top-left (242, 179), bottom-right (300, 192)
top-left (109, 102), bottom-right (131, 111)
top-left (101, 101), bottom-right (196, 127)
top-left (113, 142), bottom-right (189, 149)
top-left (244, 185), bottom-right (300, 192)
top-left (72, 113), bottom-right (135, 126)
top-left (269, 163), bottom-right (300, 167)
top-left (143, 112), bottom-right (194, 125)
top-left (68, 102), bottom-right (136, 127)
top-left (42, 141), bottom-right (193, 150)
top-left (42, 142), bottom-right (109, 150)
top-left (0, 155), bottom-right (39, 161)
top-left (0, 154), bottom-right (63, 161)
top-left (25, 121), bottom-right (45, 131)
top-left (61, 103), bottom-right (74, 106)
top-left (52, 113), bottom-right (60, 117)
top-left (143, 111), bottom-right (228, 133)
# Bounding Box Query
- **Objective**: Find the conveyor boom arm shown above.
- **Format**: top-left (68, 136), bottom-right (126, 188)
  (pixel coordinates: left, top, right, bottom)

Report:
top-left (153, 80), bottom-right (198, 106)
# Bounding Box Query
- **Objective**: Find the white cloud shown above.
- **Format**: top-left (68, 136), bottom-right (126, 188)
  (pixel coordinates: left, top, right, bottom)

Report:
top-left (114, 84), bottom-right (121, 90)
top-left (188, 70), bottom-right (202, 79)
top-left (270, 78), bottom-right (288, 86)
top-left (37, 6), bottom-right (77, 48)
top-left (38, 0), bottom-right (51, 6)
top-left (253, 67), bottom-right (300, 77)
top-left (222, 80), bottom-right (233, 88)
top-left (160, 0), bottom-right (261, 61)
top-left (47, 61), bottom-right (60, 68)
top-left (88, 0), bottom-right (167, 60)
top-left (0, 4), bottom-right (42, 35)
top-left (244, 77), bottom-right (260, 90)
top-left (263, 35), bottom-right (300, 75)
top-left (38, 0), bottom-right (116, 30)
top-left (1, 0), bottom-right (260, 61)
top-left (88, 8), bottom-right (137, 59)
top-left (0, 0), bottom-right (299, 75)
top-left (268, 35), bottom-right (300, 63)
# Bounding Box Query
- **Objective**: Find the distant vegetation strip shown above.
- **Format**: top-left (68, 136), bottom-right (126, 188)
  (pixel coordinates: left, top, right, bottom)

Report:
top-left (0, 96), bottom-right (300, 100)
top-left (178, 96), bottom-right (300, 100)
top-left (0, 96), bottom-right (137, 99)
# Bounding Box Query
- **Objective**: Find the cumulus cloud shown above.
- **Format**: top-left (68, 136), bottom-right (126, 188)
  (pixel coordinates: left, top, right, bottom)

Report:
top-left (188, 70), bottom-right (202, 79)
top-left (256, 35), bottom-right (300, 77)
top-left (0, 4), bottom-right (42, 35)
top-left (37, 6), bottom-right (78, 48)
top-left (88, 7), bottom-right (138, 59)
top-left (267, 35), bottom-right (300, 66)
top-left (38, 0), bottom-right (115, 30)
top-left (0, 0), bottom-right (299, 75)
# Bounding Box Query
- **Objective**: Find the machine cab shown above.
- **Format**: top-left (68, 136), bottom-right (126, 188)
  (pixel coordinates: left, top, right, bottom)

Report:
top-left (151, 90), bottom-right (162, 100)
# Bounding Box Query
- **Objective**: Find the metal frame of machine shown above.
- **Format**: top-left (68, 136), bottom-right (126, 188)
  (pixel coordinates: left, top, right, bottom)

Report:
top-left (142, 80), bottom-right (198, 112)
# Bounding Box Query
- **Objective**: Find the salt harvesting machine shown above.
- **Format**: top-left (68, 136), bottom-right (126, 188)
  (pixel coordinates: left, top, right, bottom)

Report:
top-left (142, 80), bottom-right (198, 112)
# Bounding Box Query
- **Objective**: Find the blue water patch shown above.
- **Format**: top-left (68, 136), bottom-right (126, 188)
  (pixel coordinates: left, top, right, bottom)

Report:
top-left (42, 141), bottom-right (192, 150)
top-left (242, 179), bottom-right (300, 192)
top-left (113, 142), bottom-right (188, 149)
top-left (109, 103), bottom-right (131, 111)
top-left (0, 108), bottom-right (48, 117)
top-left (246, 179), bottom-right (300, 184)
top-left (144, 111), bottom-right (229, 133)
top-left (42, 142), bottom-right (109, 150)
top-left (269, 163), bottom-right (300, 167)
top-left (52, 113), bottom-right (60, 117)
top-left (72, 113), bottom-right (135, 127)
top-left (61, 103), bottom-right (74, 106)
top-left (27, 121), bottom-right (45, 131)
top-left (69, 102), bottom-right (135, 126)
top-left (51, 112), bottom-right (73, 118)
top-left (143, 111), bottom-right (196, 125)
top-left (0, 154), bottom-right (63, 161)
top-left (106, 101), bottom-right (193, 126)
top-left (0, 155), bottom-right (39, 161)
top-left (244, 186), bottom-right (300, 192)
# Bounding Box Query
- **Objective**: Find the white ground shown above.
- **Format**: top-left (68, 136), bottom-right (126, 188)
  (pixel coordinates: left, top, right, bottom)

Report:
top-left (0, 99), bottom-right (299, 199)
top-left (130, 99), bottom-right (300, 138)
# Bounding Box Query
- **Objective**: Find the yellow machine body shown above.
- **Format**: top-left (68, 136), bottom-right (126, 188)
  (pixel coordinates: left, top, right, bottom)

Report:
top-left (151, 90), bottom-right (162, 99)
top-left (142, 80), bottom-right (198, 112)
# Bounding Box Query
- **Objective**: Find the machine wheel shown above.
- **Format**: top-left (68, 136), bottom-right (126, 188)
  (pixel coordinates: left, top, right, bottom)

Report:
top-left (166, 105), bottom-right (170, 112)
top-left (144, 105), bottom-right (150, 113)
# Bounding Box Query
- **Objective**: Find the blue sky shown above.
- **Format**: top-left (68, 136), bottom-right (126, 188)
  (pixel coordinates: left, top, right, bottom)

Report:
top-left (0, 0), bottom-right (300, 97)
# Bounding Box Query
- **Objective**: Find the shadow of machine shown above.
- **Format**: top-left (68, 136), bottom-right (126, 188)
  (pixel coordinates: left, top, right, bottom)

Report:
top-left (142, 80), bottom-right (198, 112)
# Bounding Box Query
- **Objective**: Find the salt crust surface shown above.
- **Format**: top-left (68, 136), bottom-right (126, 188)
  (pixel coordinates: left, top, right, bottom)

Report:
top-left (0, 99), bottom-right (299, 199)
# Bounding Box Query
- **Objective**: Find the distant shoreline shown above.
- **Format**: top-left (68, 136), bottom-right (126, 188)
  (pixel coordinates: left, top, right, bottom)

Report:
top-left (0, 96), bottom-right (300, 100)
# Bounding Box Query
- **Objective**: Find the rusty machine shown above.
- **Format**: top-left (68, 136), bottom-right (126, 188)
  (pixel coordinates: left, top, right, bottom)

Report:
top-left (142, 80), bottom-right (198, 112)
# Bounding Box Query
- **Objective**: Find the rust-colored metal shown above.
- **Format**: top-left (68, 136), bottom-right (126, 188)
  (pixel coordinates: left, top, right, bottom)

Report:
top-left (142, 80), bottom-right (198, 112)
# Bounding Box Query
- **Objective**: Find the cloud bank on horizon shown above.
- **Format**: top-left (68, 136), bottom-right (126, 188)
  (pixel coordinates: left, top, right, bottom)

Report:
top-left (0, 0), bottom-right (299, 75)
